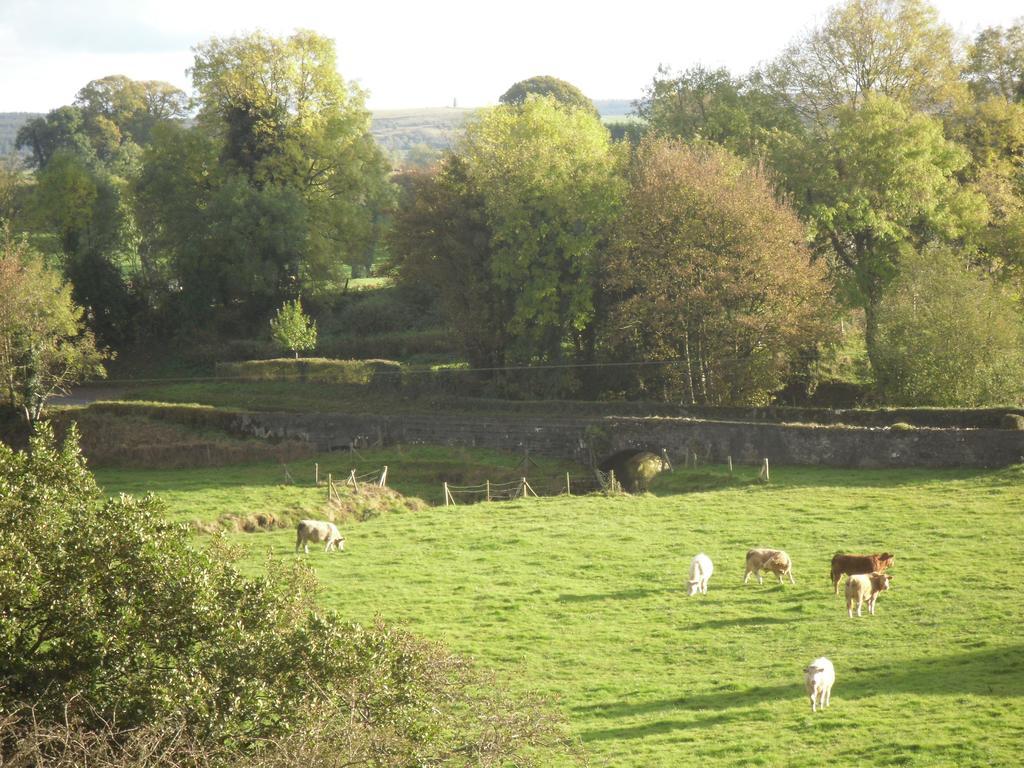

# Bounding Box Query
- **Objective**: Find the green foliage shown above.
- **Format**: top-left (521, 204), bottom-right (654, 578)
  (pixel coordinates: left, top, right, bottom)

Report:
top-left (874, 246), bottom-right (1024, 406)
top-left (0, 426), bottom-right (574, 765)
top-left (136, 31), bottom-right (393, 330)
top-left (767, 0), bottom-right (964, 119)
top-left (0, 227), bottom-right (107, 423)
top-left (605, 137), bottom-right (835, 405)
top-left (269, 299), bottom-right (317, 358)
top-left (782, 95), bottom-right (987, 368)
top-left (216, 357), bottom-right (400, 385)
top-left (964, 21), bottom-right (1024, 102)
top-left (393, 97), bottom-right (622, 380)
top-left (499, 75), bottom-right (600, 117)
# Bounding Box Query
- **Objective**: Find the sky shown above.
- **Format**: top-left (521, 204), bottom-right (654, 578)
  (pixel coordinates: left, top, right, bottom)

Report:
top-left (1, 0), bottom-right (1022, 113)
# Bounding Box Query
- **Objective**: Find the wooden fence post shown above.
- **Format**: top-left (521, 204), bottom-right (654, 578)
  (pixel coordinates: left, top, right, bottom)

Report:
top-left (608, 469), bottom-right (617, 494)
top-left (486, 480), bottom-right (491, 502)
top-left (379, 465), bottom-right (388, 488)
top-left (348, 468), bottom-right (359, 492)
top-left (444, 481), bottom-right (450, 507)
top-left (727, 456), bottom-right (733, 474)
top-left (314, 462), bottom-right (319, 486)
top-left (327, 473), bottom-right (332, 502)
top-left (759, 458), bottom-right (770, 483)
top-left (566, 472), bottom-right (571, 496)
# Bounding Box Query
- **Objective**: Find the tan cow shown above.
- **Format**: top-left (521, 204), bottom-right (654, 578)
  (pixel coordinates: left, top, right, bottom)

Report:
top-left (295, 520), bottom-right (345, 554)
top-left (743, 548), bottom-right (795, 585)
top-left (845, 572), bottom-right (893, 617)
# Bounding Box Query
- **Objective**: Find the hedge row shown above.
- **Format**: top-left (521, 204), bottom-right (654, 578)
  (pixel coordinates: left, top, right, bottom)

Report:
top-left (215, 358), bottom-right (403, 386)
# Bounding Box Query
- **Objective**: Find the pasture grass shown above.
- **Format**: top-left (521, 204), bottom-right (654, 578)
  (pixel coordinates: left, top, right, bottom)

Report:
top-left (96, 455), bottom-right (1024, 767)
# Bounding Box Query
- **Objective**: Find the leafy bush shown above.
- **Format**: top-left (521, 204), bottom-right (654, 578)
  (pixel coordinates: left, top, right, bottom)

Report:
top-left (216, 357), bottom-right (403, 386)
top-left (874, 246), bottom-right (1024, 406)
top-left (0, 424), bottom-right (574, 766)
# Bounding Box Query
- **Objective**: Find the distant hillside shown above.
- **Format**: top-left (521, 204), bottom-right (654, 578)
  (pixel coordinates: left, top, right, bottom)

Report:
top-left (1, 100), bottom-right (637, 161)
top-left (594, 99), bottom-right (635, 117)
top-left (370, 107), bottom-right (474, 160)
top-left (0, 113), bottom-right (37, 155)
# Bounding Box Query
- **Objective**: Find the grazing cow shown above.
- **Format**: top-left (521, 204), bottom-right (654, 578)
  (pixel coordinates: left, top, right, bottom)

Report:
top-left (743, 548), bottom-right (795, 585)
top-left (804, 657), bottom-right (835, 713)
top-left (830, 552), bottom-right (894, 594)
top-left (687, 553), bottom-right (714, 596)
top-left (845, 572), bottom-right (893, 617)
top-left (295, 520), bottom-right (345, 554)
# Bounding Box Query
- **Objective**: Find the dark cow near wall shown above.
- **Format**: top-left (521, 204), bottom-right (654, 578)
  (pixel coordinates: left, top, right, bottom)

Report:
top-left (830, 552), bottom-right (894, 594)
top-left (597, 448), bottom-right (672, 493)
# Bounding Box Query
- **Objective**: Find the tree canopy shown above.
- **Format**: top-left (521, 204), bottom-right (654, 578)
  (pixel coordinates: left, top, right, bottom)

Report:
top-left (393, 96), bottom-right (622, 383)
top-left (0, 226), bottom-right (107, 424)
top-left (604, 137), bottom-right (834, 405)
top-left (499, 76), bottom-right (600, 117)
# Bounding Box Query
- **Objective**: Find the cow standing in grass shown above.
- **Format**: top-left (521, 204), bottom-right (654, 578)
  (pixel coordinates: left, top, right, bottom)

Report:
top-left (687, 553), bottom-right (714, 596)
top-left (743, 548), bottom-right (795, 585)
top-left (845, 572), bottom-right (893, 617)
top-left (296, 520), bottom-right (345, 554)
top-left (830, 552), bottom-right (894, 594)
top-left (804, 657), bottom-right (835, 712)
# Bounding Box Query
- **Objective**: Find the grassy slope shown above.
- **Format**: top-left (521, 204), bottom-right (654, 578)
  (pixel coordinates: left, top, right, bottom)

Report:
top-left (96, 458), bottom-right (1024, 767)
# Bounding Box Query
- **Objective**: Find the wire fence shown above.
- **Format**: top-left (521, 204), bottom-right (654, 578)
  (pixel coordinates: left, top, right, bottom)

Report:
top-left (442, 469), bottom-right (621, 507)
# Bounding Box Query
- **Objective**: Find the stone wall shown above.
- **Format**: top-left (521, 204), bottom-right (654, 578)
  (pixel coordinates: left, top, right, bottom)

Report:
top-left (232, 412), bottom-right (1024, 469)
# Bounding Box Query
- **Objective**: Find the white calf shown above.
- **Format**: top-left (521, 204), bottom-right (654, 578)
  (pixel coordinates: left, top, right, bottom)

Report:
top-left (687, 553), bottom-right (714, 596)
top-left (804, 657), bottom-right (835, 713)
top-left (295, 520), bottom-right (345, 554)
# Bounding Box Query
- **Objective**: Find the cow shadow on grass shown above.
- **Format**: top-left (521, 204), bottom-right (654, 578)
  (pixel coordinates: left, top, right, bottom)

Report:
top-left (576, 644), bottom-right (1023, 742)
top-left (687, 615), bottom-right (795, 630)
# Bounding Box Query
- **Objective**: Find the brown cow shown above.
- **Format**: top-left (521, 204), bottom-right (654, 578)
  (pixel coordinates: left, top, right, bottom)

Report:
top-left (830, 552), bottom-right (894, 594)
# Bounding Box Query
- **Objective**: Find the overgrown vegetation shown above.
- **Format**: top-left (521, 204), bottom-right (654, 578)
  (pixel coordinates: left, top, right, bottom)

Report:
top-left (0, 426), bottom-right (576, 766)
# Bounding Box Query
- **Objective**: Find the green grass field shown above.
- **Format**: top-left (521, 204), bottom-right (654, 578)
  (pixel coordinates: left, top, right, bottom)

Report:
top-left (96, 454), bottom-right (1024, 767)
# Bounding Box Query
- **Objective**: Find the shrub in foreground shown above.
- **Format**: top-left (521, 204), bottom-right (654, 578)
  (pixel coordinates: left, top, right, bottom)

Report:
top-left (0, 424), bottom-right (574, 766)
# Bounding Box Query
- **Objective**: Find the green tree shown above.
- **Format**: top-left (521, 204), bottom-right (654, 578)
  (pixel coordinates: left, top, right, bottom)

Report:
top-left (604, 138), bottom-right (834, 405)
top-left (767, 0), bottom-right (964, 120)
top-left (270, 298), bottom-right (317, 358)
top-left (782, 95), bottom-right (987, 368)
top-left (0, 226), bottom-right (107, 424)
top-left (874, 245), bottom-right (1024, 405)
top-left (964, 22), bottom-right (1024, 102)
top-left (392, 97), bottom-right (622, 384)
top-left (499, 75), bottom-right (600, 117)
top-left (137, 31), bottom-right (392, 328)
top-left (75, 74), bottom-right (189, 149)
top-left (0, 424), bottom-right (573, 765)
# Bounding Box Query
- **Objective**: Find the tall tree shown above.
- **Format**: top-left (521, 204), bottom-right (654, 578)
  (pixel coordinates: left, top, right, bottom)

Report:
top-left (783, 95), bottom-right (987, 367)
top-left (137, 30), bottom-right (392, 329)
top-left (0, 226), bottom-right (107, 424)
top-left (392, 97), bottom-right (622, 378)
top-left (768, 0), bottom-right (964, 121)
top-left (964, 22), bottom-right (1024, 103)
top-left (604, 137), bottom-right (834, 405)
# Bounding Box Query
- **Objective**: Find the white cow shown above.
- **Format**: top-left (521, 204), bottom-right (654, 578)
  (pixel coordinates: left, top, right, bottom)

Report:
top-left (743, 548), bottom-right (795, 585)
top-left (687, 553), bottom-right (714, 596)
top-left (295, 520), bottom-right (345, 554)
top-left (804, 657), bottom-right (835, 713)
